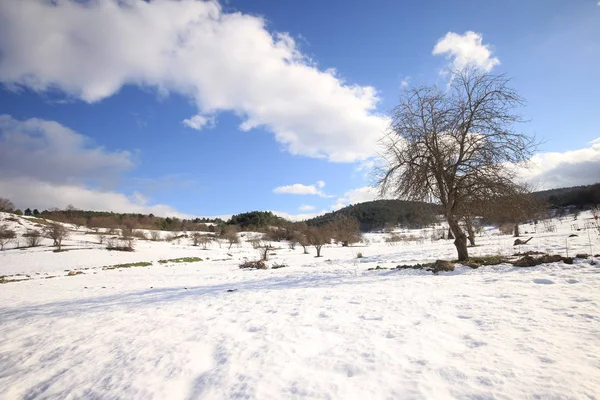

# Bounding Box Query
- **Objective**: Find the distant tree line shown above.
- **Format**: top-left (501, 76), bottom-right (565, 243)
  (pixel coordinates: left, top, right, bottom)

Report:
top-left (533, 183), bottom-right (600, 210)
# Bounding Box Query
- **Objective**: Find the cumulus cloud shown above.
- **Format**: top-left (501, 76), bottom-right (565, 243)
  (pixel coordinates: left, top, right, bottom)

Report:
top-left (0, 177), bottom-right (192, 218)
top-left (331, 186), bottom-right (381, 210)
top-left (433, 31), bottom-right (500, 72)
top-left (298, 204), bottom-right (315, 211)
top-left (273, 181), bottom-right (330, 197)
top-left (182, 114), bottom-right (215, 130)
top-left (0, 114), bottom-right (133, 187)
top-left (272, 209), bottom-right (327, 222)
top-left (0, 115), bottom-right (191, 217)
top-left (518, 138), bottom-right (600, 190)
top-left (0, 0), bottom-right (388, 162)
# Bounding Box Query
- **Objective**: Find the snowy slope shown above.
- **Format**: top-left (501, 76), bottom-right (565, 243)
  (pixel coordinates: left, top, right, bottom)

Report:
top-left (0, 211), bottom-right (599, 399)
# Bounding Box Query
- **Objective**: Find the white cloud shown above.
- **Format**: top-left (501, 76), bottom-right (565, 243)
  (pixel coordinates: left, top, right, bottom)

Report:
top-left (182, 114), bottom-right (215, 130)
top-left (272, 209), bottom-right (327, 222)
top-left (0, 177), bottom-right (192, 218)
top-left (0, 114), bottom-right (133, 187)
top-left (0, 115), bottom-right (192, 217)
top-left (400, 76), bottom-right (410, 88)
top-left (331, 186), bottom-right (381, 210)
top-left (433, 31), bottom-right (500, 72)
top-left (273, 181), bottom-right (330, 197)
top-left (298, 204), bottom-right (315, 211)
top-left (517, 137), bottom-right (600, 190)
top-left (0, 0), bottom-right (388, 162)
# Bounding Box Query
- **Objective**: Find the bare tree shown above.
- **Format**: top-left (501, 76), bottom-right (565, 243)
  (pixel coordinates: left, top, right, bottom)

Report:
top-left (23, 229), bottom-right (42, 247)
top-left (223, 226), bottom-right (240, 249)
top-left (0, 224), bottom-right (16, 250)
top-left (306, 225), bottom-right (330, 257)
top-left (478, 187), bottom-right (542, 237)
top-left (378, 68), bottom-right (534, 261)
top-left (191, 232), bottom-right (213, 249)
top-left (0, 197), bottom-right (15, 213)
top-left (257, 241), bottom-right (273, 261)
top-left (44, 223), bottom-right (69, 251)
top-left (330, 215), bottom-right (362, 247)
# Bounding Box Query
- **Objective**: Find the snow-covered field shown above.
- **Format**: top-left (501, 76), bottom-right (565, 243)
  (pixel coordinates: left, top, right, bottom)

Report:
top-left (1, 212), bottom-right (599, 399)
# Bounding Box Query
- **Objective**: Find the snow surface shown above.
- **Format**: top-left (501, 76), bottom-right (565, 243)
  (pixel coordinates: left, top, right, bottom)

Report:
top-left (1, 212), bottom-right (599, 399)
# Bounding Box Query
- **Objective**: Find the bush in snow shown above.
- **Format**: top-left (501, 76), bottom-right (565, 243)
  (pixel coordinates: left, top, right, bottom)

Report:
top-left (0, 224), bottom-right (17, 250)
top-left (23, 230), bottom-right (43, 247)
top-left (131, 230), bottom-right (148, 240)
top-left (149, 231), bottom-right (162, 241)
top-left (239, 259), bottom-right (267, 270)
top-left (106, 237), bottom-right (135, 252)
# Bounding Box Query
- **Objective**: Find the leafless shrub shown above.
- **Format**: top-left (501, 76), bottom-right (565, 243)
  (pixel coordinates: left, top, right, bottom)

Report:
top-left (385, 233), bottom-right (402, 244)
top-left (248, 238), bottom-right (262, 249)
top-left (239, 259), bottom-right (267, 270)
top-left (23, 229), bottom-right (42, 247)
top-left (540, 219), bottom-right (556, 233)
top-left (0, 224), bottom-right (17, 250)
top-left (499, 223), bottom-right (514, 235)
top-left (149, 231), bottom-right (162, 241)
top-left (106, 237), bottom-right (135, 252)
top-left (131, 230), bottom-right (148, 240)
top-left (256, 241), bottom-right (273, 261)
top-left (223, 226), bottom-right (240, 250)
top-left (191, 233), bottom-right (213, 249)
top-left (96, 234), bottom-right (105, 244)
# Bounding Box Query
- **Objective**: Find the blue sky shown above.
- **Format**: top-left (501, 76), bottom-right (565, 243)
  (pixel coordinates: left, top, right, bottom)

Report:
top-left (0, 0), bottom-right (599, 219)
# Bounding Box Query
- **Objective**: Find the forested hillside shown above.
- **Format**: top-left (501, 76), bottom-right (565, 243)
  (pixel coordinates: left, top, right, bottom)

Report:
top-left (306, 200), bottom-right (440, 232)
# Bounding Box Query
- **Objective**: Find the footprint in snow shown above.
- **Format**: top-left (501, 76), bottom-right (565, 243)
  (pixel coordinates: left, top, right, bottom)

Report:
top-left (566, 279), bottom-right (578, 284)
top-left (533, 278), bottom-right (554, 285)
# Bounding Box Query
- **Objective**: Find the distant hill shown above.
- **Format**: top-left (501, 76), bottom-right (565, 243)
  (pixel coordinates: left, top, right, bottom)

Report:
top-left (533, 183), bottom-right (600, 209)
top-left (306, 183), bottom-right (600, 232)
top-left (306, 200), bottom-right (440, 232)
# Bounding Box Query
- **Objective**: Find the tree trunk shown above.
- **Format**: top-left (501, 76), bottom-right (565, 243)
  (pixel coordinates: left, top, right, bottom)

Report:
top-left (447, 228), bottom-right (454, 240)
top-left (465, 216), bottom-right (476, 246)
top-left (315, 245), bottom-right (322, 257)
top-left (302, 245), bottom-right (308, 254)
top-left (513, 223), bottom-right (520, 237)
top-left (448, 218), bottom-right (468, 261)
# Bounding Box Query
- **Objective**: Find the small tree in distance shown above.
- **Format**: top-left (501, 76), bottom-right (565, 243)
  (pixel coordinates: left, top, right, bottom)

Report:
top-left (0, 224), bottom-right (17, 250)
top-left (330, 215), bottom-right (362, 247)
top-left (222, 226), bottom-right (240, 249)
top-left (306, 225), bottom-right (330, 257)
top-left (44, 223), bottom-right (69, 251)
top-left (378, 67), bottom-right (535, 261)
top-left (0, 198), bottom-right (15, 213)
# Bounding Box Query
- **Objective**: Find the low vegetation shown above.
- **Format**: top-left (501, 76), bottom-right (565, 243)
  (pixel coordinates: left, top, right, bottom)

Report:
top-left (102, 261), bottom-right (153, 270)
top-left (157, 257), bottom-right (203, 264)
top-left (239, 260), bottom-right (267, 269)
